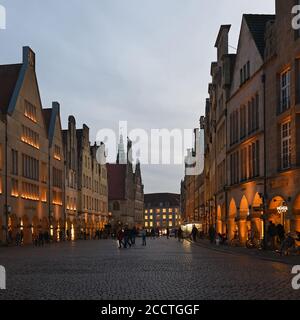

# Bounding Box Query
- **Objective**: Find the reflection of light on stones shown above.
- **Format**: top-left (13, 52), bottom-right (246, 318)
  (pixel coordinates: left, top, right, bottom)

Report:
top-left (182, 240), bottom-right (192, 252)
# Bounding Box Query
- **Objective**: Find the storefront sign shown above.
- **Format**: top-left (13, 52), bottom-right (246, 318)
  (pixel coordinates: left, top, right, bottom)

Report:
top-left (277, 206), bottom-right (288, 215)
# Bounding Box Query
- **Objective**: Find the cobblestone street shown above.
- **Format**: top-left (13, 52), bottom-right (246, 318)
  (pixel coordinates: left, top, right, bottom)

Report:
top-left (0, 238), bottom-right (299, 300)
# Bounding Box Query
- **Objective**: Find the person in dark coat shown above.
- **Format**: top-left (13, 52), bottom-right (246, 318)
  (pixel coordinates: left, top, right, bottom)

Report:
top-left (117, 229), bottom-right (124, 249)
top-left (177, 227), bottom-right (183, 242)
top-left (123, 227), bottom-right (131, 248)
top-left (209, 226), bottom-right (216, 244)
top-left (166, 228), bottom-right (170, 239)
top-left (192, 225), bottom-right (198, 242)
top-left (276, 224), bottom-right (285, 244)
top-left (267, 221), bottom-right (277, 250)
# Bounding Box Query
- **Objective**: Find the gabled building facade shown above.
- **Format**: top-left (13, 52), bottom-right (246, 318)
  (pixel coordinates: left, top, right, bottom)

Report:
top-left (62, 116), bottom-right (78, 240)
top-left (264, 0), bottom-right (300, 233)
top-left (0, 47), bottom-right (50, 244)
top-left (226, 14), bottom-right (275, 242)
top-left (43, 102), bottom-right (65, 241)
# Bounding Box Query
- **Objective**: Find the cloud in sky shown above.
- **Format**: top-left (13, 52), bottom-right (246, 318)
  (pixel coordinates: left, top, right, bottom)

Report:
top-left (0, 0), bottom-right (275, 193)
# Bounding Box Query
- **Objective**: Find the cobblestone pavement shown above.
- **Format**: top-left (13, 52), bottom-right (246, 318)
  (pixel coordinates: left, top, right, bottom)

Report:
top-left (0, 238), bottom-right (299, 300)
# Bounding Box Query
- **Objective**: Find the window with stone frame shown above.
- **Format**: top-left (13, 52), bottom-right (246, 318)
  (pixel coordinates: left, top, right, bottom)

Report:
top-left (281, 121), bottom-right (292, 170)
top-left (279, 69), bottom-right (291, 113)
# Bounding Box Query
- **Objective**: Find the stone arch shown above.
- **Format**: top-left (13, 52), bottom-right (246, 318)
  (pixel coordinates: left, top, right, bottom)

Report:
top-left (239, 195), bottom-right (249, 219)
top-left (239, 196), bottom-right (250, 243)
top-left (251, 192), bottom-right (264, 240)
top-left (216, 206), bottom-right (222, 234)
top-left (252, 192), bottom-right (263, 208)
top-left (228, 199), bottom-right (237, 218)
top-left (228, 199), bottom-right (238, 240)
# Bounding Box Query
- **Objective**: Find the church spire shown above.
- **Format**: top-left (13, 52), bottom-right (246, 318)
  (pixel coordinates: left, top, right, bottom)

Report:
top-left (117, 134), bottom-right (126, 164)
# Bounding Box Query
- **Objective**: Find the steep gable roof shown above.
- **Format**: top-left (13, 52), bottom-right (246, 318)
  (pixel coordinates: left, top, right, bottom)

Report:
top-left (0, 64), bottom-right (22, 113)
top-left (42, 102), bottom-right (62, 147)
top-left (243, 14), bottom-right (275, 58)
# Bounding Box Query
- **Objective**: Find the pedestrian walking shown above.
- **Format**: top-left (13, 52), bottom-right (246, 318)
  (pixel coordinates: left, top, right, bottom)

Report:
top-left (117, 229), bottom-right (124, 249)
top-left (123, 227), bottom-right (132, 248)
top-left (208, 225), bottom-right (216, 244)
top-left (177, 227), bottom-right (183, 242)
top-left (166, 228), bottom-right (170, 239)
top-left (141, 228), bottom-right (147, 246)
top-left (192, 225), bottom-right (198, 242)
top-left (267, 221), bottom-right (277, 250)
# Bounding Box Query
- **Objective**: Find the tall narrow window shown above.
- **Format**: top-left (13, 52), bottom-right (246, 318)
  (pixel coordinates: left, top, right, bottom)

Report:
top-left (281, 121), bottom-right (292, 169)
top-left (240, 105), bottom-right (246, 139)
top-left (280, 70), bottom-right (291, 113)
top-left (11, 149), bottom-right (18, 175)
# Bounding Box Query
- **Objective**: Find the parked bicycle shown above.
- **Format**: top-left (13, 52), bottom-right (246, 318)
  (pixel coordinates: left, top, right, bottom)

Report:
top-left (246, 236), bottom-right (263, 249)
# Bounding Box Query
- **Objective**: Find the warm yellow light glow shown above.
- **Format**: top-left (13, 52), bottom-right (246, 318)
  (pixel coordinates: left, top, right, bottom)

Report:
top-left (71, 224), bottom-right (75, 241)
top-left (21, 125), bottom-right (40, 149)
top-left (50, 225), bottom-right (54, 237)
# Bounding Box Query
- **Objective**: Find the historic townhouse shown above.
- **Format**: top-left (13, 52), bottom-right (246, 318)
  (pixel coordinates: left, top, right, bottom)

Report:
top-left (0, 116), bottom-right (5, 243)
top-left (204, 97), bottom-right (216, 230)
top-left (264, 0), bottom-right (300, 233)
top-left (90, 143), bottom-right (109, 233)
top-left (98, 143), bottom-right (109, 230)
top-left (0, 47), bottom-right (50, 244)
top-left (77, 125), bottom-right (94, 237)
top-left (209, 25), bottom-right (236, 235)
top-left (226, 15), bottom-right (275, 242)
top-left (43, 102), bottom-right (65, 241)
top-left (62, 116), bottom-right (78, 240)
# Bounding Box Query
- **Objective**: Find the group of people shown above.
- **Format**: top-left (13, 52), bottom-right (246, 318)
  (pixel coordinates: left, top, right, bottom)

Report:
top-left (117, 227), bottom-right (140, 249)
